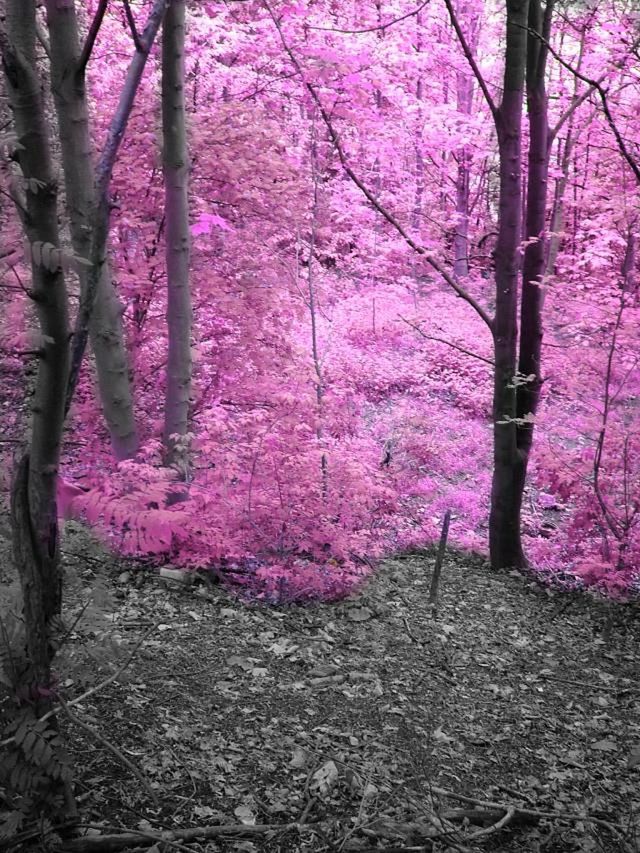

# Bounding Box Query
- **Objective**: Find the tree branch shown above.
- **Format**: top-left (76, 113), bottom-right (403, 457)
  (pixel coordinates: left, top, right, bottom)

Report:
top-left (66, 0), bottom-right (167, 412)
top-left (442, 0), bottom-right (497, 119)
top-left (123, 0), bottom-right (144, 53)
top-left (399, 315), bottom-right (494, 364)
top-left (549, 77), bottom-right (601, 144)
top-left (523, 25), bottom-right (640, 183)
top-left (308, 0), bottom-right (432, 34)
top-left (264, 1), bottom-right (493, 333)
top-left (78, 0), bottom-right (109, 76)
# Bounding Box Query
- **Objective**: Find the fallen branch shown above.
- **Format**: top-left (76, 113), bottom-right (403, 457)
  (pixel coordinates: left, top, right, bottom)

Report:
top-left (466, 805), bottom-right (515, 839)
top-left (537, 673), bottom-right (636, 693)
top-left (58, 698), bottom-right (159, 808)
top-left (399, 316), bottom-right (494, 366)
top-left (432, 787), bottom-right (632, 843)
top-left (60, 820), bottom-right (322, 853)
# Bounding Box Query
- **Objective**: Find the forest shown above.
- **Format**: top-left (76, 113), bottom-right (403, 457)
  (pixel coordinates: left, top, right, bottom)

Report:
top-left (0, 0), bottom-right (639, 851)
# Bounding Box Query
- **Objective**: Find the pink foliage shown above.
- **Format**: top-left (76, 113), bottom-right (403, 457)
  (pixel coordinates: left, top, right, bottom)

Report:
top-left (2, 0), bottom-right (640, 600)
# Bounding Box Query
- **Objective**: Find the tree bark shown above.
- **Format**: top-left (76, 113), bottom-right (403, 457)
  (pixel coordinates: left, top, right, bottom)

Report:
top-left (66, 0), bottom-right (167, 410)
top-left (2, 0), bottom-right (68, 684)
top-left (161, 0), bottom-right (192, 470)
top-left (45, 0), bottom-right (139, 461)
top-left (488, 0), bottom-right (530, 570)
top-left (1, 0), bottom-right (74, 816)
top-left (515, 2), bottom-right (553, 499)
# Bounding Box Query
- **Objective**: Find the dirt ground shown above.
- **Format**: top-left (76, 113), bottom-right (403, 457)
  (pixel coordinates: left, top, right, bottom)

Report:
top-left (2, 523), bottom-right (640, 852)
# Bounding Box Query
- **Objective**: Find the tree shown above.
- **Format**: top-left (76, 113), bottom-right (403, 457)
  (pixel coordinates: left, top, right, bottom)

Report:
top-left (1, 0), bottom-right (74, 817)
top-left (45, 0), bottom-right (139, 461)
top-left (1, 0), bottom-right (166, 828)
top-left (162, 0), bottom-right (193, 470)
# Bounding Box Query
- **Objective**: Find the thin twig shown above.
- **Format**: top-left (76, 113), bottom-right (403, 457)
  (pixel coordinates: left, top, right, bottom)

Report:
top-left (432, 787), bottom-right (630, 838)
top-left (522, 25), bottom-right (640, 183)
top-left (467, 806), bottom-right (515, 839)
top-left (0, 625), bottom-right (156, 748)
top-left (60, 819), bottom-right (323, 853)
top-left (442, 0), bottom-right (497, 119)
top-left (399, 316), bottom-right (494, 365)
top-left (123, 0), bottom-right (144, 53)
top-left (58, 697), bottom-right (159, 807)
top-left (537, 672), bottom-right (635, 693)
top-left (309, 0), bottom-right (431, 34)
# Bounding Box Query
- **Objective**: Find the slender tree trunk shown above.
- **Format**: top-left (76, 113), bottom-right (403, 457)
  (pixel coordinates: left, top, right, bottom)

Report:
top-left (514, 0), bottom-right (553, 525)
top-left (412, 12), bottom-right (424, 233)
top-left (622, 226), bottom-right (636, 294)
top-left (66, 0), bottom-right (167, 410)
top-left (45, 0), bottom-right (139, 461)
top-left (488, 0), bottom-right (530, 570)
top-left (1, 0), bottom-right (74, 816)
top-left (545, 131), bottom-right (573, 276)
top-left (3, 0), bottom-right (67, 707)
top-left (162, 0), bottom-right (192, 470)
top-left (453, 2), bottom-right (480, 277)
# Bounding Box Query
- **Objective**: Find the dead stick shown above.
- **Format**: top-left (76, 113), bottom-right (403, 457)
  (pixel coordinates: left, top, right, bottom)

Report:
top-left (58, 698), bottom-right (159, 808)
top-left (61, 820), bottom-right (322, 853)
top-left (429, 510), bottom-right (451, 606)
top-left (432, 787), bottom-right (629, 837)
top-left (537, 673), bottom-right (635, 693)
top-left (467, 806), bottom-right (515, 839)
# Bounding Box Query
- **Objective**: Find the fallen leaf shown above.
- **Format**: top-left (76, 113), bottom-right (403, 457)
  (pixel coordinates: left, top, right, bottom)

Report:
top-left (432, 726), bottom-right (454, 744)
top-left (234, 805), bottom-right (256, 826)
top-left (591, 739), bottom-right (617, 752)
top-left (347, 607), bottom-right (372, 622)
top-left (227, 655), bottom-right (253, 671)
top-left (627, 746), bottom-right (640, 768)
top-left (312, 760), bottom-right (339, 796)
top-left (290, 746), bottom-right (309, 768)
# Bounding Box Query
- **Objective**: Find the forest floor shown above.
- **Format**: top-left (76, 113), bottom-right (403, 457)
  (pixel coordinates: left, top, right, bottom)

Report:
top-left (2, 523), bottom-right (640, 853)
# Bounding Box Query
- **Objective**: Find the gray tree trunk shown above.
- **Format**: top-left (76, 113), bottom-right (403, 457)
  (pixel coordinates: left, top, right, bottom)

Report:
top-left (45, 0), bottom-right (138, 461)
top-left (161, 0), bottom-right (192, 470)
top-left (488, 0), bottom-right (530, 570)
top-left (1, 0), bottom-right (74, 817)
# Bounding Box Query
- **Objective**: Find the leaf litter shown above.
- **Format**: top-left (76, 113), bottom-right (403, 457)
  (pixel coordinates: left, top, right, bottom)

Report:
top-left (27, 529), bottom-right (640, 850)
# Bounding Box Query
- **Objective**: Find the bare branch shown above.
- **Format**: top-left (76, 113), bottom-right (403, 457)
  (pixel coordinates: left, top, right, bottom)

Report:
top-left (66, 0), bottom-right (167, 411)
top-left (524, 24), bottom-right (640, 183)
top-left (35, 15), bottom-right (51, 59)
top-left (78, 0), bottom-right (109, 76)
top-left (308, 0), bottom-right (432, 34)
top-left (123, 0), bottom-right (145, 53)
top-left (0, 624), bottom-right (157, 749)
top-left (399, 315), bottom-right (494, 364)
top-left (549, 77), bottom-right (602, 143)
top-left (442, 0), bottom-right (497, 119)
top-left (593, 297), bottom-right (626, 541)
top-left (263, 1), bottom-right (493, 333)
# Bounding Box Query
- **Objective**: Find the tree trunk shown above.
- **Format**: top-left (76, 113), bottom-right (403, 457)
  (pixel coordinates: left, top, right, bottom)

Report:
top-left (453, 2), bottom-right (480, 278)
top-left (45, 0), bottom-right (139, 461)
top-left (66, 0), bottom-right (167, 410)
top-left (162, 0), bottom-right (192, 470)
top-left (1, 0), bottom-right (74, 815)
top-left (488, 0), bottom-right (530, 570)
